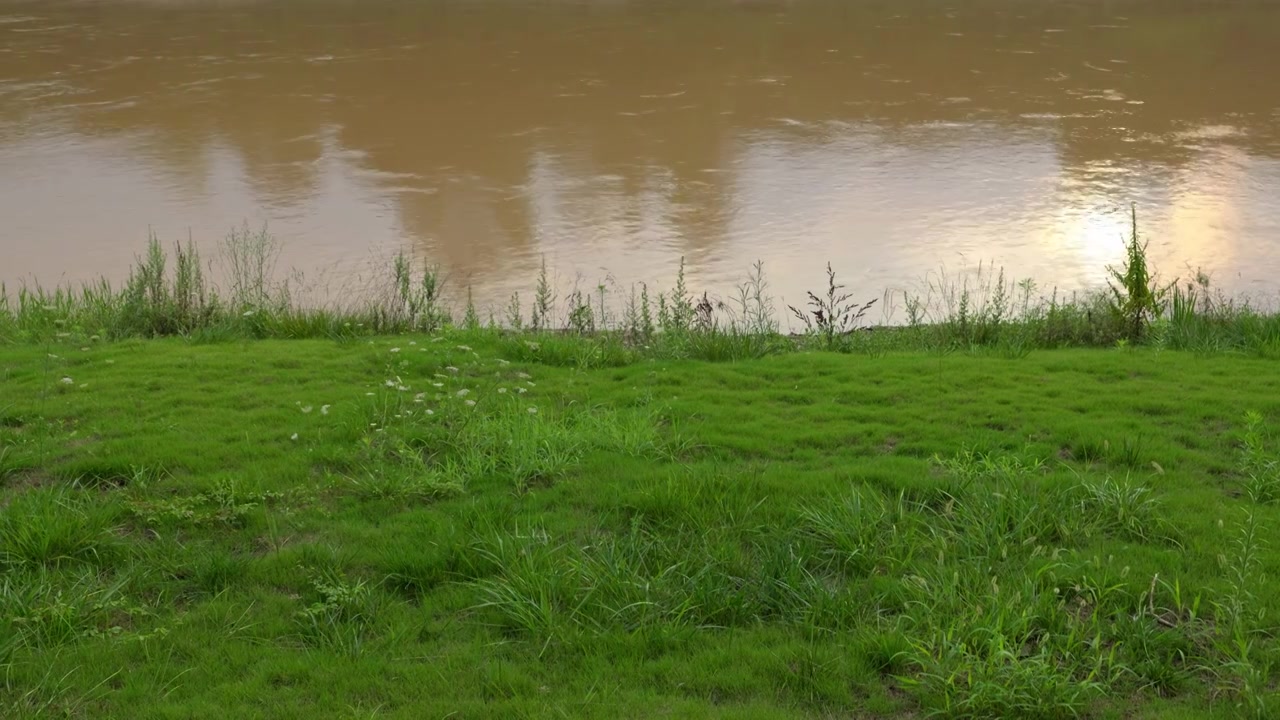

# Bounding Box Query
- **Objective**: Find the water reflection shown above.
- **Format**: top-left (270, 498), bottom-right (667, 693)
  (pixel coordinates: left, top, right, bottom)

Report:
top-left (2, 0), bottom-right (1279, 310)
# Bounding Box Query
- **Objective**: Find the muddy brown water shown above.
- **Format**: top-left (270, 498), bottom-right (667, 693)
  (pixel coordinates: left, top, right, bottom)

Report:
top-left (3, 0), bottom-right (1280, 317)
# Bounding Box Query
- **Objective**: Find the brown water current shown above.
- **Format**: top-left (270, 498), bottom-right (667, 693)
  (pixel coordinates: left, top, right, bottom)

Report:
top-left (3, 0), bottom-right (1280, 315)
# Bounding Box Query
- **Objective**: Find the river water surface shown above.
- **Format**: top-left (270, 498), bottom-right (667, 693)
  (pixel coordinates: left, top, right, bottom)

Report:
top-left (3, 0), bottom-right (1280, 314)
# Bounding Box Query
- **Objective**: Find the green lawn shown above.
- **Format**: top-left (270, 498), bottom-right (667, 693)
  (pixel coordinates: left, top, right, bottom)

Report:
top-left (1, 333), bottom-right (1278, 718)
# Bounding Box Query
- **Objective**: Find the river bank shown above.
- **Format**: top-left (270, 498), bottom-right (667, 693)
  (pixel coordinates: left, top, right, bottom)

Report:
top-left (5, 229), bottom-right (1280, 360)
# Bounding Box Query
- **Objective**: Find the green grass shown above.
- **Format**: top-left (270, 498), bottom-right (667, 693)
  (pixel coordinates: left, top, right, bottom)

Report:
top-left (2, 329), bottom-right (1280, 718)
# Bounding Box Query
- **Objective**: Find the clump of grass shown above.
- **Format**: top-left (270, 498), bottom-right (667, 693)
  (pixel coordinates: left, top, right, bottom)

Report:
top-left (0, 487), bottom-right (116, 569)
top-left (502, 335), bottom-right (636, 369)
top-left (361, 354), bottom-right (677, 493)
top-left (797, 489), bottom-right (912, 576)
top-left (389, 252), bottom-right (449, 332)
top-left (118, 235), bottom-right (219, 337)
top-left (1077, 475), bottom-right (1176, 543)
top-left (901, 616), bottom-right (1108, 719)
top-left (1, 568), bottom-right (128, 650)
top-left (904, 264), bottom-right (1125, 350)
top-left (350, 446), bottom-right (465, 503)
top-left (932, 449), bottom-right (1174, 545)
top-left (186, 548), bottom-right (249, 595)
top-left (294, 567), bottom-right (377, 655)
top-left (932, 446), bottom-right (1047, 483)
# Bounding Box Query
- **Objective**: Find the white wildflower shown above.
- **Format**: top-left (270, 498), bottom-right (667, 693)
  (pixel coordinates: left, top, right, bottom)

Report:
top-left (497, 359), bottom-right (510, 365)
top-left (527, 406), bottom-right (538, 415)
top-left (60, 377), bottom-right (74, 385)
top-left (456, 389), bottom-right (470, 398)
top-left (321, 405), bottom-right (331, 416)
top-left (390, 347), bottom-right (401, 353)
top-left (414, 393), bottom-right (426, 403)
top-left (517, 387), bottom-right (527, 394)
top-left (465, 399), bottom-right (476, 407)
top-left (425, 409), bottom-right (434, 415)
top-left (432, 382), bottom-right (443, 388)
top-left (497, 387), bottom-right (508, 394)
top-left (290, 433), bottom-right (299, 441)
top-left (516, 372), bottom-right (532, 379)
top-left (243, 310), bottom-right (255, 317)
top-left (409, 341), bottom-right (417, 346)
top-left (456, 345), bottom-right (472, 351)
top-left (445, 366), bottom-right (459, 374)
top-left (385, 379), bottom-right (396, 388)
top-left (300, 405), bottom-right (313, 414)
top-left (526, 381), bottom-right (536, 387)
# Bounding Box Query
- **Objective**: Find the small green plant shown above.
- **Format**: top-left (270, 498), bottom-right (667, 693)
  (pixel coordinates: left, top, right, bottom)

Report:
top-left (1107, 206), bottom-right (1174, 342)
top-left (531, 256), bottom-right (556, 331)
top-left (730, 260), bottom-right (777, 335)
top-left (655, 257), bottom-right (697, 336)
top-left (126, 480), bottom-right (280, 529)
top-left (391, 252), bottom-right (449, 332)
top-left (1212, 514), bottom-right (1272, 718)
top-left (504, 292), bottom-right (524, 331)
top-left (789, 263), bottom-right (877, 349)
top-left (220, 223), bottom-right (282, 312)
top-left (463, 287), bottom-right (481, 330)
top-left (295, 567), bottom-right (375, 655)
top-left (1239, 411), bottom-right (1279, 504)
top-left (565, 287), bottom-right (594, 335)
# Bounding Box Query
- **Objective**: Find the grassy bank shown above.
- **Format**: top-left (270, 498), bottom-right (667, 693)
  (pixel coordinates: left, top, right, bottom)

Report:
top-left (3, 219), bottom-right (1280, 717)
top-left (4, 220), bottom-right (1280, 359)
top-left (2, 329), bottom-right (1280, 718)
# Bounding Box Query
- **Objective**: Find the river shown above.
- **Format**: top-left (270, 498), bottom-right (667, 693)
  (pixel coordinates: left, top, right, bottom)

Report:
top-left (3, 0), bottom-right (1279, 317)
